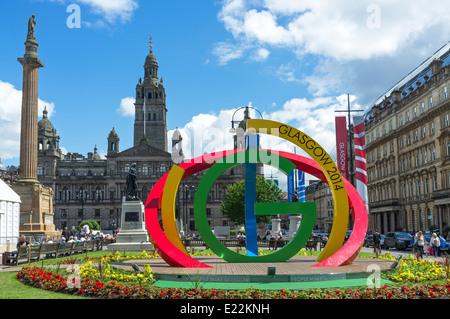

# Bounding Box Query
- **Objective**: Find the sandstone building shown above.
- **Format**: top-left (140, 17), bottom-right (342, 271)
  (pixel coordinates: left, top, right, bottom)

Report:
top-left (365, 42), bottom-right (450, 235)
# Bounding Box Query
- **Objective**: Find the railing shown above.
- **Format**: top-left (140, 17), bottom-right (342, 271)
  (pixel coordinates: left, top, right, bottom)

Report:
top-left (180, 238), bottom-right (326, 250)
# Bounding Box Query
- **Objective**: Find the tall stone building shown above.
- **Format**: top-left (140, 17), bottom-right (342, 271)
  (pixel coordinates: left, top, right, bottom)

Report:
top-left (38, 40), bottom-right (244, 235)
top-left (365, 42), bottom-right (450, 235)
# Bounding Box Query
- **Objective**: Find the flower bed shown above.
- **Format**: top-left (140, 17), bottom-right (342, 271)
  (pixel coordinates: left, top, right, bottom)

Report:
top-left (384, 255), bottom-right (447, 283)
top-left (16, 266), bottom-right (450, 299)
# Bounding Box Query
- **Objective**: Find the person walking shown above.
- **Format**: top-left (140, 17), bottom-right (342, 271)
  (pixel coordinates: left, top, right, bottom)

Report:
top-left (373, 228), bottom-right (382, 258)
top-left (62, 226), bottom-right (70, 242)
top-left (431, 233), bottom-right (441, 258)
top-left (414, 231), bottom-right (425, 260)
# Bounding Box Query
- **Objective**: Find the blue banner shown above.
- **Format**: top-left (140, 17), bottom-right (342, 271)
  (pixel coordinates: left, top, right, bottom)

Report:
top-left (287, 170), bottom-right (295, 202)
top-left (298, 170), bottom-right (305, 202)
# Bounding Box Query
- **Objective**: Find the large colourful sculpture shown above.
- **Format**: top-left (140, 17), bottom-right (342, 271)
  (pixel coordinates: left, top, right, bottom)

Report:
top-left (144, 119), bottom-right (368, 268)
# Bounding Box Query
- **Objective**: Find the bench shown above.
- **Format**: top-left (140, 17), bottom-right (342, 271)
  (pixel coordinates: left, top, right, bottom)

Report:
top-left (39, 243), bottom-right (60, 259)
top-left (71, 241), bottom-right (85, 255)
top-left (15, 245), bottom-right (42, 266)
top-left (56, 242), bottom-right (74, 257)
top-left (83, 240), bottom-right (96, 253)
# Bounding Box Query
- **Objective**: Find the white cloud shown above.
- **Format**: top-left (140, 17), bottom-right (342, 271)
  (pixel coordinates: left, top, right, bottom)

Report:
top-left (218, 1), bottom-right (450, 62)
top-left (213, 42), bottom-right (246, 65)
top-left (0, 80), bottom-right (55, 160)
top-left (251, 48), bottom-right (270, 62)
top-left (77, 0), bottom-right (139, 23)
top-left (117, 97), bottom-right (135, 117)
top-left (49, 0), bottom-right (138, 24)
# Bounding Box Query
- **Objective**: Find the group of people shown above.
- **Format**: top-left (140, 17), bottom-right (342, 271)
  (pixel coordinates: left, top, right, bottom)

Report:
top-left (59, 226), bottom-right (103, 243)
top-left (413, 231), bottom-right (441, 260)
top-left (371, 228), bottom-right (442, 260)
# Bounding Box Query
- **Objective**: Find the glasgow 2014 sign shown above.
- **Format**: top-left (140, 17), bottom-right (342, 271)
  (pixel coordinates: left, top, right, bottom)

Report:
top-left (144, 119), bottom-right (368, 268)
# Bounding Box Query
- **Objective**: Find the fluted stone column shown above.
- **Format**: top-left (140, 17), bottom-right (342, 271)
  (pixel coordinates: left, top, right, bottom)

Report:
top-left (17, 24), bottom-right (44, 183)
top-left (13, 15), bottom-right (57, 235)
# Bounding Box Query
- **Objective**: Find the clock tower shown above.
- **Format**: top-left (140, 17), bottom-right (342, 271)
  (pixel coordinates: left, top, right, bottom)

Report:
top-left (134, 37), bottom-right (168, 151)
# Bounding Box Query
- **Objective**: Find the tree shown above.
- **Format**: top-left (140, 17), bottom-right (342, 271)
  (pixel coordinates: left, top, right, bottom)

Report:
top-left (220, 176), bottom-right (282, 226)
top-left (78, 219), bottom-right (101, 232)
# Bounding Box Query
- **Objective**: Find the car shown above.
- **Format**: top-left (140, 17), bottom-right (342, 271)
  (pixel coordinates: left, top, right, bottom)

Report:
top-left (384, 232), bottom-right (414, 250)
top-left (423, 234), bottom-right (450, 253)
top-left (364, 234), bottom-right (385, 248)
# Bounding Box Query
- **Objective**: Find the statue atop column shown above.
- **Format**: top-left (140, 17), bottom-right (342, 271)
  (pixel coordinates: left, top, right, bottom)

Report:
top-left (125, 163), bottom-right (140, 201)
top-left (27, 15), bottom-right (36, 40)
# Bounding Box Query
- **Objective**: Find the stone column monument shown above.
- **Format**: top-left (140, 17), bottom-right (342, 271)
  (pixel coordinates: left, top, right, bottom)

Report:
top-left (12, 15), bottom-right (57, 236)
top-left (108, 163), bottom-right (153, 251)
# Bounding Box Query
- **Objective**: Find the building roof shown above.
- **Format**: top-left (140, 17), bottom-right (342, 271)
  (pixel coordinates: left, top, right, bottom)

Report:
top-left (367, 41), bottom-right (450, 118)
top-left (0, 179), bottom-right (21, 203)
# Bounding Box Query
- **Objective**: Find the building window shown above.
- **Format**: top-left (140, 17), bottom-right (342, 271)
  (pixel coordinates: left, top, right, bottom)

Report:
top-left (447, 140), bottom-right (450, 156)
top-left (417, 179), bottom-right (421, 196)
top-left (415, 152), bottom-right (419, 167)
top-left (433, 176), bottom-right (438, 191)
top-left (430, 122), bottom-right (435, 135)
top-left (142, 165), bottom-right (148, 176)
top-left (444, 87), bottom-right (448, 99)
top-left (406, 111), bottom-right (410, 122)
top-left (423, 150), bottom-right (428, 164)
top-left (400, 138), bottom-right (404, 148)
top-left (445, 114), bottom-right (449, 127)
top-left (37, 166), bottom-right (44, 176)
top-left (407, 135), bottom-right (411, 145)
top-left (95, 186), bottom-right (103, 202)
top-left (421, 102), bottom-right (425, 113)
top-left (399, 115), bottom-right (403, 126)
top-left (95, 209), bottom-right (100, 218)
top-left (414, 130), bottom-right (418, 142)
top-left (425, 178), bottom-right (429, 194)
top-left (422, 127), bottom-right (426, 139)
top-left (429, 97), bottom-right (433, 108)
top-left (413, 105), bottom-right (417, 118)
top-left (432, 146), bottom-right (436, 161)
top-left (61, 209), bottom-right (67, 218)
top-left (61, 187), bottom-right (69, 202)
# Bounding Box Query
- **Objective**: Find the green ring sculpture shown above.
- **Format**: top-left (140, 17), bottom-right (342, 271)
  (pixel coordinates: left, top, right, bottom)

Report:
top-left (194, 150), bottom-right (317, 263)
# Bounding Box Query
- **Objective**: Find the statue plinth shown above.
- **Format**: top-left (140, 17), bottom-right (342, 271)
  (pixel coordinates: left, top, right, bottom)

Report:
top-left (107, 200), bottom-right (153, 252)
top-left (12, 181), bottom-right (59, 235)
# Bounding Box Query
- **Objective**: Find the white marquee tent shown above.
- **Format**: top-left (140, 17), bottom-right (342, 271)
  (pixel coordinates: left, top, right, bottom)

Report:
top-left (0, 179), bottom-right (21, 252)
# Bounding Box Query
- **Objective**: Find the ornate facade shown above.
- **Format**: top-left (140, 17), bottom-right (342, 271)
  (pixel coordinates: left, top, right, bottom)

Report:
top-left (37, 41), bottom-right (244, 235)
top-left (365, 43), bottom-right (450, 235)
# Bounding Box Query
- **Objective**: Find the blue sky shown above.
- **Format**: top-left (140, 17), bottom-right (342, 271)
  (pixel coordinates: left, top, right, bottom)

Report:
top-left (2, 0), bottom-right (450, 186)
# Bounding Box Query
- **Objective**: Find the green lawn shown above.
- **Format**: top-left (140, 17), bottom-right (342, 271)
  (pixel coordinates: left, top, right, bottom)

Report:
top-left (0, 272), bottom-right (88, 299)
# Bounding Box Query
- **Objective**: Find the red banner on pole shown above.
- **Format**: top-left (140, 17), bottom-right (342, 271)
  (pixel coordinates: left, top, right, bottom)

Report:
top-left (335, 116), bottom-right (348, 180)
